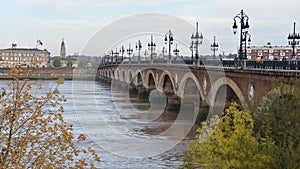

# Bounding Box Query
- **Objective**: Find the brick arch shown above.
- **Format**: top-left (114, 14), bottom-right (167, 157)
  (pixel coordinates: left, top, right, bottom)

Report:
top-left (108, 70), bottom-right (112, 78)
top-left (178, 72), bottom-right (204, 100)
top-left (128, 70), bottom-right (133, 84)
top-left (144, 70), bottom-right (156, 89)
top-left (158, 71), bottom-right (176, 94)
top-left (111, 70), bottom-right (114, 78)
top-left (115, 69), bottom-right (120, 80)
top-left (133, 69), bottom-right (143, 86)
top-left (121, 69), bottom-right (126, 82)
top-left (207, 77), bottom-right (245, 106)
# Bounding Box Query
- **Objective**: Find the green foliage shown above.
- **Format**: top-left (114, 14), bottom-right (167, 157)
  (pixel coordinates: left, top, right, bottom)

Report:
top-left (78, 59), bottom-right (88, 67)
top-left (53, 58), bottom-right (62, 67)
top-left (91, 61), bottom-right (98, 68)
top-left (251, 81), bottom-right (300, 169)
top-left (185, 102), bottom-right (273, 169)
top-left (67, 60), bottom-right (73, 67)
top-left (0, 70), bottom-right (100, 168)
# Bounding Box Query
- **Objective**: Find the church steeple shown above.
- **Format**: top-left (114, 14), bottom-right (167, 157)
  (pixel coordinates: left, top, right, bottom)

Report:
top-left (60, 38), bottom-right (66, 58)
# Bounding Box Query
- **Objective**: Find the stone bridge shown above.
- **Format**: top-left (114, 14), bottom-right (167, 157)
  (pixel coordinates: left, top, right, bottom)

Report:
top-left (96, 60), bottom-right (300, 118)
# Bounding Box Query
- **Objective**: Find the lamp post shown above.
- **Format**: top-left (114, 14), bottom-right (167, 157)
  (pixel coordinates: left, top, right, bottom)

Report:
top-left (148, 35), bottom-right (156, 62)
top-left (144, 50), bottom-right (148, 60)
top-left (165, 30), bottom-right (174, 63)
top-left (232, 9), bottom-right (250, 60)
top-left (288, 22), bottom-right (300, 59)
top-left (110, 49), bottom-right (114, 64)
top-left (191, 22), bottom-right (203, 65)
top-left (114, 48), bottom-right (119, 63)
top-left (110, 48), bottom-right (119, 64)
top-left (127, 43), bottom-right (133, 62)
top-left (120, 46), bottom-right (125, 61)
top-left (190, 41), bottom-right (194, 60)
top-left (162, 47), bottom-right (167, 59)
top-left (136, 40), bottom-right (142, 62)
top-left (173, 44), bottom-right (180, 57)
top-left (210, 36), bottom-right (219, 59)
top-left (244, 33), bottom-right (251, 59)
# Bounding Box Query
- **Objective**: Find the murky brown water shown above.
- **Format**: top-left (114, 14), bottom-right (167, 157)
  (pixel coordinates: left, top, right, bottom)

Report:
top-left (0, 80), bottom-right (199, 169)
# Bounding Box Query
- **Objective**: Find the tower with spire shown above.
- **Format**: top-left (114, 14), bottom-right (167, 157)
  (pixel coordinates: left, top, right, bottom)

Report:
top-left (60, 38), bottom-right (66, 58)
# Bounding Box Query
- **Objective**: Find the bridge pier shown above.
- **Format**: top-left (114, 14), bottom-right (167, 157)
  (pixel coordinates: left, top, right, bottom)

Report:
top-left (129, 83), bottom-right (138, 98)
top-left (137, 84), bottom-right (150, 100)
top-left (165, 94), bottom-right (181, 112)
top-left (102, 77), bottom-right (112, 85)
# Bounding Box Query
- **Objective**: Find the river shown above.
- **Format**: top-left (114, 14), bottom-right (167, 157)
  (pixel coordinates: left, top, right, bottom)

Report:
top-left (0, 80), bottom-right (197, 169)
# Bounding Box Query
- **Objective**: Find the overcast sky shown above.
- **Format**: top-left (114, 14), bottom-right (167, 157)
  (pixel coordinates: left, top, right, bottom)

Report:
top-left (1, 0), bottom-right (300, 56)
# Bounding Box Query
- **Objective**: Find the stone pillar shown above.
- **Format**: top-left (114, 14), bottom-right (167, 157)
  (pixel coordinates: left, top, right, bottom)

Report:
top-left (128, 84), bottom-right (138, 98)
top-left (242, 59), bottom-right (247, 69)
top-left (137, 84), bottom-right (149, 100)
top-left (165, 94), bottom-right (181, 112)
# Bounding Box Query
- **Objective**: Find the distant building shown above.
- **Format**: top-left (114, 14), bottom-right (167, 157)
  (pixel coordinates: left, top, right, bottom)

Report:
top-left (0, 48), bottom-right (50, 68)
top-left (60, 38), bottom-right (66, 58)
top-left (247, 43), bottom-right (300, 60)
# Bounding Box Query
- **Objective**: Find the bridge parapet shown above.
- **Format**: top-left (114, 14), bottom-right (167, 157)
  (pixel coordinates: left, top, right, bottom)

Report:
top-left (99, 59), bottom-right (300, 72)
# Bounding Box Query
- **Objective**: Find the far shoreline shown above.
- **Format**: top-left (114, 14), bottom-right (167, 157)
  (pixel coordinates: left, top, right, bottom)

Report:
top-left (0, 67), bottom-right (97, 81)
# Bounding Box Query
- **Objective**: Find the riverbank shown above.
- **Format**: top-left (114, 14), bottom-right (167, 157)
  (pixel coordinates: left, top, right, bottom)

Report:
top-left (0, 67), bottom-right (97, 80)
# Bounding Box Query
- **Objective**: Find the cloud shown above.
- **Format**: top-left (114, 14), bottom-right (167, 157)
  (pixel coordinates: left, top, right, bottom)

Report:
top-left (16, 0), bottom-right (186, 7)
top-left (35, 18), bottom-right (107, 30)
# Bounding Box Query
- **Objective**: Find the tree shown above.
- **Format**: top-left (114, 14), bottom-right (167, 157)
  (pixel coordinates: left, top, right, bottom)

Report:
top-left (0, 68), bottom-right (100, 168)
top-left (91, 61), bottom-right (98, 68)
top-left (53, 58), bottom-right (62, 67)
top-left (184, 102), bottom-right (273, 169)
top-left (67, 60), bottom-right (73, 67)
top-left (78, 59), bottom-right (88, 68)
top-left (251, 82), bottom-right (300, 169)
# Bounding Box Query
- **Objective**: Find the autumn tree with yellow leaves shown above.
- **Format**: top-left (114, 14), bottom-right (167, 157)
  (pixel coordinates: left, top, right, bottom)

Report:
top-left (0, 68), bottom-right (100, 168)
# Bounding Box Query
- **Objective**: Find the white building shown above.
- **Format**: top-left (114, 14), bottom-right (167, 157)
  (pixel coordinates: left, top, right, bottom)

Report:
top-left (0, 48), bottom-right (50, 68)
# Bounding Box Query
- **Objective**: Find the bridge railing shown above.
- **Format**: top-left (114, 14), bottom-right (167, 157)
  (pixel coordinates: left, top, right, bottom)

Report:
top-left (98, 59), bottom-right (300, 71)
top-left (246, 60), bottom-right (300, 70)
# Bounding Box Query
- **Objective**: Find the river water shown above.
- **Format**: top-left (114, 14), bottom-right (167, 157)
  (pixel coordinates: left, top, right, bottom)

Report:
top-left (0, 80), bottom-right (196, 169)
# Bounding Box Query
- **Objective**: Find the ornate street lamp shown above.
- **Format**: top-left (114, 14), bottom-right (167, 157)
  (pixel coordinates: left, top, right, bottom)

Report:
top-left (244, 33), bottom-right (251, 59)
top-left (210, 36), bottom-right (219, 58)
top-left (173, 44), bottom-right (180, 57)
top-left (288, 22), bottom-right (300, 59)
top-left (162, 47), bottom-right (167, 59)
top-left (190, 41), bottom-right (194, 60)
top-left (191, 22), bottom-right (203, 64)
top-left (114, 48), bottom-right (119, 63)
top-left (233, 9), bottom-right (250, 60)
top-left (127, 43), bottom-right (133, 61)
top-left (144, 50), bottom-right (148, 59)
top-left (136, 40), bottom-right (142, 61)
top-left (110, 48), bottom-right (119, 63)
top-left (148, 35), bottom-right (156, 61)
top-left (165, 30), bottom-right (174, 61)
top-left (110, 49), bottom-right (114, 63)
top-left (120, 46), bottom-right (125, 61)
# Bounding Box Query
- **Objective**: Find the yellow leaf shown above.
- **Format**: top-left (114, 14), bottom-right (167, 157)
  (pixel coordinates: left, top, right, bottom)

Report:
top-left (11, 67), bottom-right (19, 74)
top-left (50, 73), bottom-right (57, 78)
top-left (78, 134), bottom-right (86, 141)
top-left (56, 78), bottom-right (64, 85)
